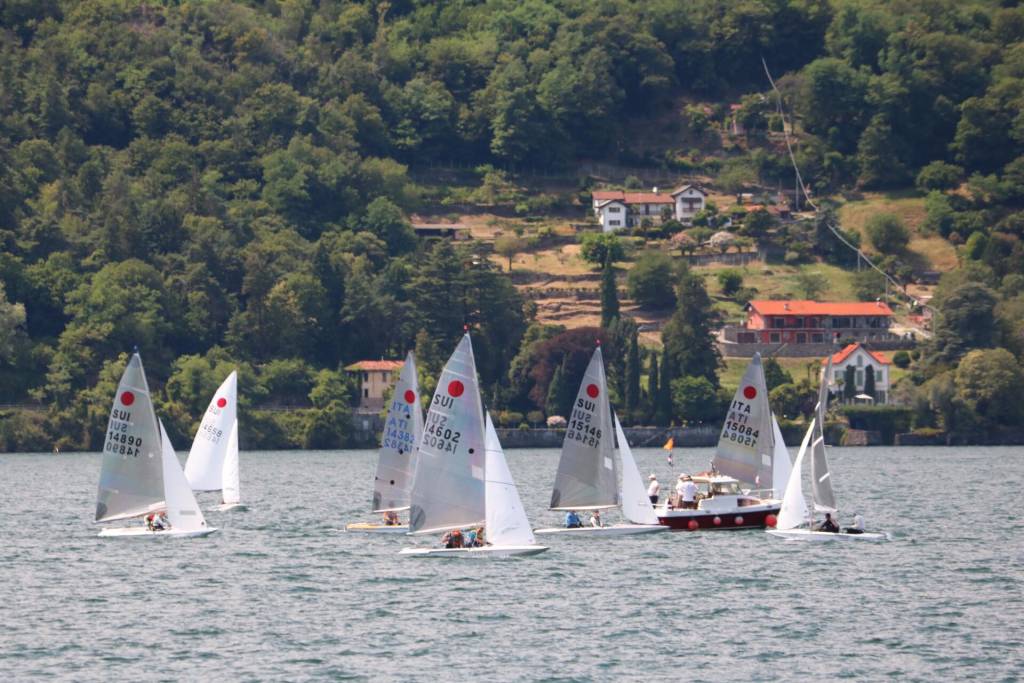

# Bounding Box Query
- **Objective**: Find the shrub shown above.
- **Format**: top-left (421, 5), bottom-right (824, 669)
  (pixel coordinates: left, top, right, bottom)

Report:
top-left (916, 161), bottom-right (963, 192)
top-left (865, 214), bottom-right (910, 254)
top-left (579, 232), bottom-right (625, 265)
top-left (840, 405), bottom-right (913, 444)
top-left (892, 350), bottom-right (911, 368)
top-left (716, 269), bottom-right (743, 296)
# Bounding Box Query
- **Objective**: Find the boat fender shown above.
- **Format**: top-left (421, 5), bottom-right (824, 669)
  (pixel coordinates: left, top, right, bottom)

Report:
top-left (734, 515), bottom-right (744, 526)
top-left (713, 516), bottom-right (721, 526)
top-left (687, 520), bottom-right (699, 531)
top-left (765, 514), bottom-right (777, 528)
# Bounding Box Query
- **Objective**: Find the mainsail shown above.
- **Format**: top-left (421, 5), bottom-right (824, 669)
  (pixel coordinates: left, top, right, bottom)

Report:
top-left (549, 346), bottom-right (619, 510)
top-left (184, 371), bottom-right (238, 491)
top-left (712, 353), bottom-right (774, 488)
top-left (770, 414), bottom-right (792, 498)
top-left (811, 358), bottom-right (838, 513)
top-left (159, 420), bottom-right (209, 532)
top-left (373, 352), bottom-right (424, 512)
top-left (484, 414), bottom-right (536, 546)
top-left (221, 420), bottom-right (240, 506)
top-left (615, 414), bottom-right (660, 525)
top-left (408, 334), bottom-right (486, 534)
top-left (775, 418), bottom-right (814, 531)
top-left (95, 353), bottom-right (165, 523)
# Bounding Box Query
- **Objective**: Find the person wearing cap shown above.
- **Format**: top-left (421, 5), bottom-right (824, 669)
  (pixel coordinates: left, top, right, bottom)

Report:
top-left (647, 474), bottom-right (660, 505)
top-left (845, 512), bottom-right (865, 535)
top-left (679, 475), bottom-right (698, 509)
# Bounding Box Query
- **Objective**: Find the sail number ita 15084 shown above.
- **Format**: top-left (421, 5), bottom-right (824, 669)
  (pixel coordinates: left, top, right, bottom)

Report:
top-left (721, 400), bottom-right (758, 448)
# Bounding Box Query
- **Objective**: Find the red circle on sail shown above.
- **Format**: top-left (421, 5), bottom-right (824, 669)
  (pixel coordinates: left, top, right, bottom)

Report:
top-left (404, 390), bottom-right (416, 403)
top-left (743, 386), bottom-right (757, 399)
top-left (217, 397), bottom-right (227, 408)
top-left (448, 380), bottom-right (465, 398)
top-left (120, 391), bottom-right (135, 406)
top-left (586, 384), bottom-right (599, 398)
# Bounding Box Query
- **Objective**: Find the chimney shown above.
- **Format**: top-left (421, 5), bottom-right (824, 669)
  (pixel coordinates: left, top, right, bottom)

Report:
top-left (652, 186), bottom-right (659, 194)
top-left (783, 303), bottom-right (790, 311)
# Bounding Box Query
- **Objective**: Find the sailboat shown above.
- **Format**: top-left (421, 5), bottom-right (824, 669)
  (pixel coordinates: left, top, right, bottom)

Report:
top-left (347, 352), bottom-right (424, 533)
top-left (96, 353), bottom-right (216, 538)
top-left (184, 371), bottom-right (245, 511)
top-left (767, 358), bottom-right (886, 542)
top-left (657, 353), bottom-right (783, 530)
top-left (399, 333), bottom-right (546, 558)
top-left (535, 346), bottom-right (667, 536)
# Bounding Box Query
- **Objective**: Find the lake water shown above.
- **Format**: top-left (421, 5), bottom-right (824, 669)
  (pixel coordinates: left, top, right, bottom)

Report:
top-left (1, 446), bottom-right (1022, 681)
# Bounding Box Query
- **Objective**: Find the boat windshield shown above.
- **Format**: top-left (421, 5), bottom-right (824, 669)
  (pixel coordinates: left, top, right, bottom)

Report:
top-left (710, 481), bottom-right (740, 496)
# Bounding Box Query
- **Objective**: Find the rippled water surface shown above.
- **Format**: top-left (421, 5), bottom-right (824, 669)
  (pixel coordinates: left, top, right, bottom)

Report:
top-left (1, 446), bottom-right (1022, 681)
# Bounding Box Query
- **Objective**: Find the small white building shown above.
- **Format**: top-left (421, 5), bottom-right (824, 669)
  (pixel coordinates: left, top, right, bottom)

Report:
top-left (823, 343), bottom-right (891, 404)
top-left (592, 185), bottom-right (707, 232)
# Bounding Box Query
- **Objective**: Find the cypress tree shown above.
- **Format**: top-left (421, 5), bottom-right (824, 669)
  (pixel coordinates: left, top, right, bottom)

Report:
top-left (546, 357), bottom-right (575, 418)
top-left (600, 253), bottom-right (619, 328)
top-left (646, 351), bottom-right (659, 417)
top-left (625, 329), bottom-right (640, 413)
top-left (843, 364), bottom-right (857, 401)
top-left (864, 365), bottom-right (875, 399)
top-left (655, 348), bottom-right (674, 426)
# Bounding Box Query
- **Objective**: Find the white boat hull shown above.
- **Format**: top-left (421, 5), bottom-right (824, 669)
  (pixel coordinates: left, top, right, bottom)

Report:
top-left (98, 526), bottom-right (218, 538)
top-left (533, 524), bottom-right (667, 536)
top-left (766, 529), bottom-right (886, 542)
top-left (345, 522), bottom-right (410, 534)
top-left (399, 545), bottom-right (548, 558)
top-left (211, 502), bottom-right (247, 512)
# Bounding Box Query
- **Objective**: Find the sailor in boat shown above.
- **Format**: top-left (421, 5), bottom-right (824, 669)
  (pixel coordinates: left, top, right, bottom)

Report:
top-left (647, 474), bottom-right (660, 505)
top-left (564, 510), bottom-right (584, 528)
top-left (589, 510), bottom-right (603, 528)
top-left (465, 526), bottom-right (486, 547)
top-left (678, 475), bottom-right (698, 509)
top-left (845, 512), bottom-right (865, 535)
top-left (442, 529), bottom-right (465, 548)
top-left (145, 512), bottom-right (170, 532)
top-left (815, 512), bottom-right (839, 533)
top-left (382, 510), bottom-right (401, 526)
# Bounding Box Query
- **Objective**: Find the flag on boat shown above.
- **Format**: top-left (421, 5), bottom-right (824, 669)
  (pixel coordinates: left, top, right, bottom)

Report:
top-left (663, 437), bottom-right (674, 450)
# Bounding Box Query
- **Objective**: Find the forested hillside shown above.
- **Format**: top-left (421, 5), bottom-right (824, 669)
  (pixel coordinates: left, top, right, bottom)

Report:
top-left (1, 0), bottom-right (1023, 450)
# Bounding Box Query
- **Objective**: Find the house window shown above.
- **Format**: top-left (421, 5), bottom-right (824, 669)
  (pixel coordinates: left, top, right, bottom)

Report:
top-left (363, 388), bottom-right (369, 398)
top-left (796, 333), bottom-right (806, 343)
top-left (609, 206), bottom-right (621, 213)
top-left (855, 369), bottom-right (864, 387)
top-left (363, 371), bottom-right (369, 381)
top-left (771, 317), bottom-right (785, 329)
top-left (793, 317), bottom-right (804, 328)
top-left (812, 333), bottom-right (824, 343)
top-left (770, 332), bottom-right (781, 343)
top-left (609, 220), bottom-right (621, 227)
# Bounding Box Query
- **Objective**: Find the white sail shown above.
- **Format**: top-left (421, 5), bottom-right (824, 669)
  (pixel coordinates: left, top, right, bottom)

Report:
top-left (811, 358), bottom-right (838, 513)
top-left (549, 346), bottom-right (618, 510)
top-left (373, 352), bottom-right (424, 512)
top-left (484, 414), bottom-right (536, 546)
top-left (712, 353), bottom-right (774, 488)
top-left (770, 414), bottom-right (792, 499)
top-left (95, 353), bottom-right (165, 523)
top-left (221, 420), bottom-right (240, 505)
top-left (184, 371), bottom-right (237, 491)
top-left (776, 418), bottom-right (814, 531)
top-left (408, 333), bottom-right (486, 534)
top-left (159, 420), bottom-right (209, 532)
top-left (615, 414), bottom-right (660, 525)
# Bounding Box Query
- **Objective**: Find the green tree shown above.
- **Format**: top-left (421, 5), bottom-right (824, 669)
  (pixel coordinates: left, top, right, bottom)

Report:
top-left (794, 271), bottom-right (829, 300)
top-left (579, 232), bottom-right (625, 265)
top-left (863, 365), bottom-right (876, 399)
top-left (762, 357), bottom-right (793, 392)
top-left (625, 329), bottom-right (640, 413)
top-left (545, 357), bottom-right (575, 419)
top-left (494, 235), bottom-right (525, 271)
top-left (931, 282), bottom-right (999, 364)
top-left (716, 269), bottom-right (743, 297)
top-left (0, 283), bottom-right (26, 364)
top-left (670, 375), bottom-right (719, 424)
top-left (661, 268), bottom-right (720, 387)
top-left (363, 197), bottom-right (416, 255)
top-left (865, 214), bottom-right (910, 254)
top-left (954, 348), bottom-right (1024, 425)
top-left (628, 251), bottom-right (676, 309)
top-left (843, 364), bottom-right (857, 401)
top-left (916, 162), bottom-right (964, 192)
top-left (600, 255), bottom-right (620, 328)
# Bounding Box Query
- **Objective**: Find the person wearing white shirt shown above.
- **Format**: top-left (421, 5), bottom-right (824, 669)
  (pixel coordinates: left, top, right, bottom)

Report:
top-left (647, 474), bottom-right (660, 505)
top-left (589, 510), bottom-right (603, 528)
top-left (846, 512), bottom-right (865, 534)
top-left (680, 476), bottom-right (698, 509)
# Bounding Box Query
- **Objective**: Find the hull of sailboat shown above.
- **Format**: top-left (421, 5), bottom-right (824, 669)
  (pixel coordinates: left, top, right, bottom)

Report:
top-left (211, 502), bottom-right (247, 512)
top-left (98, 526), bottom-right (218, 538)
top-left (657, 503), bottom-right (781, 530)
top-left (398, 545), bottom-right (548, 558)
top-left (533, 524), bottom-right (667, 536)
top-left (766, 529), bottom-right (886, 542)
top-left (345, 522), bottom-right (410, 534)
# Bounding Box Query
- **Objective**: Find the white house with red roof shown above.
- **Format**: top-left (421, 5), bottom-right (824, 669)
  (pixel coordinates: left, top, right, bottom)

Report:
top-left (823, 343), bottom-right (892, 404)
top-left (592, 185), bottom-right (706, 232)
top-left (345, 359), bottom-right (404, 410)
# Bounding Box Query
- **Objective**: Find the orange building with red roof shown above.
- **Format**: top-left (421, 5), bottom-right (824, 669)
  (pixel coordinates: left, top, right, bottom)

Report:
top-left (741, 300), bottom-right (893, 345)
top-left (345, 360), bottom-right (404, 410)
